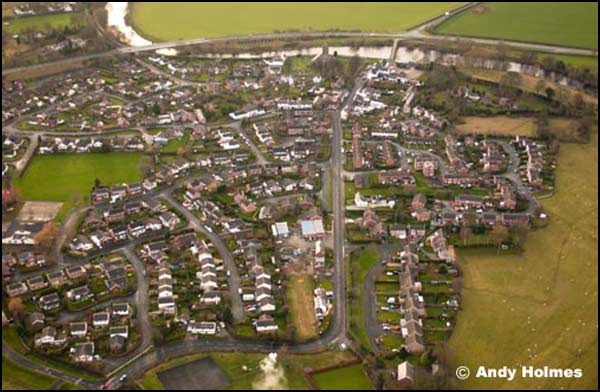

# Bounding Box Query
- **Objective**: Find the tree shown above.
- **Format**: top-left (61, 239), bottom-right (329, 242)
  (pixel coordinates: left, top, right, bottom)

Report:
top-left (534, 79), bottom-right (546, 95)
top-left (8, 297), bottom-right (24, 319)
top-left (498, 71), bottom-right (522, 97)
top-left (490, 224), bottom-right (509, 255)
top-left (222, 306), bottom-right (233, 325)
top-left (348, 55), bottom-right (362, 78)
top-left (33, 221), bottom-right (59, 252)
top-left (545, 87), bottom-right (555, 101)
top-left (151, 103), bottom-right (161, 115)
top-left (459, 226), bottom-right (472, 246)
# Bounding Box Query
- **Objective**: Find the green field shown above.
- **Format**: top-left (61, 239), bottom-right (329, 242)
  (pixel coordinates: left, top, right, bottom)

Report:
top-left (349, 244), bottom-right (381, 350)
top-left (312, 364), bottom-right (373, 390)
top-left (2, 355), bottom-right (57, 390)
top-left (130, 2), bottom-right (465, 41)
top-left (435, 2), bottom-right (598, 49)
top-left (3, 12), bottom-right (81, 34)
top-left (14, 152), bottom-right (147, 202)
top-left (449, 134), bottom-right (598, 389)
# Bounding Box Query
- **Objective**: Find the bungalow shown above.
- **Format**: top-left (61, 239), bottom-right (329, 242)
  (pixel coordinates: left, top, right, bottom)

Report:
top-left (66, 285), bottom-right (91, 302)
top-left (33, 325), bottom-right (54, 347)
top-left (200, 291), bottom-right (222, 305)
top-left (109, 326), bottom-right (129, 339)
top-left (70, 321), bottom-right (88, 337)
top-left (65, 265), bottom-right (87, 280)
top-left (39, 292), bottom-right (61, 311)
top-left (411, 194), bottom-right (426, 210)
top-left (6, 282), bottom-right (28, 297)
top-left (72, 342), bottom-right (95, 363)
top-left (92, 311), bottom-right (110, 328)
top-left (159, 211), bottom-right (180, 230)
top-left (27, 275), bottom-right (48, 291)
top-left (188, 321), bottom-right (217, 335)
top-left (112, 302), bottom-right (130, 317)
top-left (255, 314), bottom-right (278, 334)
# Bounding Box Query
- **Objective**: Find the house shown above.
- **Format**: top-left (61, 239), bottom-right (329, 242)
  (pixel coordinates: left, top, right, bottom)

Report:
top-left (411, 194), bottom-right (426, 210)
top-left (70, 321), bottom-right (88, 337)
top-left (92, 311), bottom-right (110, 328)
top-left (65, 265), bottom-right (87, 280)
top-left (72, 342), bottom-right (95, 362)
top-left (112, 302), bottom-right (130, 317)
top-left (397, 361), bottom-right (415, 388)
top-left (188, 321), bottom-right (217, 335)
top-left (6, 282), bottom-right (28, 297)
top-left (109, 326), bottom-right (129, 339)
top-left (255, 314), bottom-right (278, 334)
top-left (35, 326), bottom-right (58, 347)
top-left (27, 312), bottom-right (45, 330)
top-left (66, 285), bottom-right (92, 302)
top-left (39, 292), bottom-right (61, 311)
top-left (158, 211), bottom-right (180, 230)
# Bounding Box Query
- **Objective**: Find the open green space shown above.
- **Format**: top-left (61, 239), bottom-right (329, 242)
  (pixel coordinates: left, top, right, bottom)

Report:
top-left (312, 363), bottom-right (373, 390)
top-left (3, 12), bottom-right (81, 34)
top-left (435, 2), bottom-right (598, 49)
top-left (348, 244), bottom-right (381, 351)
top-left (14, 152), bottom-right (147, 202)
top-left (131, 2), bottom-right (465, 41)
top-left (2, 355), bottom-right (58, 390)
top-left (449, 134), bottom-right (598, 389)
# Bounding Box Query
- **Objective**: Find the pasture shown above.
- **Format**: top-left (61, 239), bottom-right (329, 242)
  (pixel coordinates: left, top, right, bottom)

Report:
top-left (435, 2), bottom-right (598, 49)
top-left (130, 2), bottom-right (465, 41)
top-left (449, 134), bottom-right (598, 389)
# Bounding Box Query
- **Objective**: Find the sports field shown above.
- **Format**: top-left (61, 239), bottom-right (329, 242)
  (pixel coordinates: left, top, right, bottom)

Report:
top-left (14, 152), bottom-right (147, 202)
top-left (435, 2), bottom-right (598, 49)
top-left (449, 134), bottom-right (598, 389)
top-left (130, 2), bottom-right (465, 41)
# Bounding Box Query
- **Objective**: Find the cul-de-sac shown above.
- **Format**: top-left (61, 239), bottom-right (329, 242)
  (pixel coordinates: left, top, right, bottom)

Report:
top-left (2, 2), bottom-right (597, 391)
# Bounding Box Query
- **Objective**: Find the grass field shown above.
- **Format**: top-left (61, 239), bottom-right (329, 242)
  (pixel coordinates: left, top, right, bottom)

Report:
top-left (2, 355), bottom-right (57, 390)
top-left (14, 152), bottom-right (147, 202)
top-left (312, 364), bottom-right (373, 390)
top-left (3, 12), bottom-right (81, 34)
top-left (287, 272), bottom-right (318, 341)
top-left (449, 134), bottom-right (598, 389)
top-left (454, 116), bottom-right (538, 137)
top-left (349, 245), bottom-right (381, 350)
top-left (545, 54), bottom-right (598, 70)
top-left (435, 2), bottom-right (598, 49)
top-left (137, 351), bottom-right (359, 390)
top-left (453, 116), bottom-right (584, 140)
top-left (130, 2), bottom-right (465, 41)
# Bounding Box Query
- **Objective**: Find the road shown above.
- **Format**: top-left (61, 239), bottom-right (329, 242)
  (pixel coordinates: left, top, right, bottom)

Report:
top-left (159, 192), bottom-right (245, 324)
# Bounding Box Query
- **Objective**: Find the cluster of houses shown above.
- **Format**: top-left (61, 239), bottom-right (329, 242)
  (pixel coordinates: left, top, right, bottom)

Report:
top-left (70, 195), bottom-right (181, 255)
top-left (39, 136), bottom-right (144, 154)
top-left (397, 246), bottom-right (427, 354)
